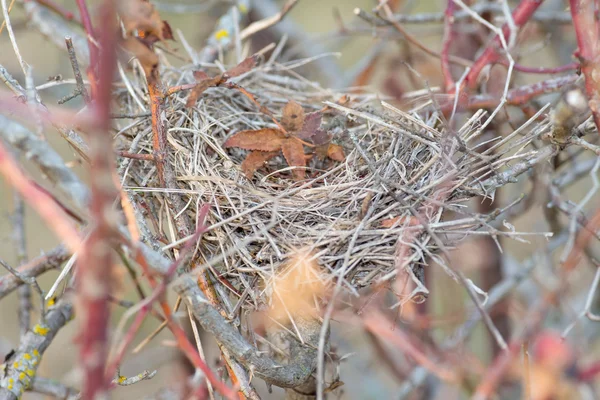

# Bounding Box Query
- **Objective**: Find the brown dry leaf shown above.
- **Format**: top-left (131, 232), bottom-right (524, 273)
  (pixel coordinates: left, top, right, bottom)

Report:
top-left (224, 128), bottom-right (308, 180)
top-left (296, 112), bottom-right (323, 140)
top-left (223, 128), bottom-right (286, 152)
top-left (225, 55), bottom-right (258, 78)
top-left (121, 37), bottom-right (159, 78)
top-left (269, 250), bottom-right (325, 321)
top-left (281, 138), bottom-right (306, 180)
top-left (241, 151), bottom-right (278, 179)
top-left (327, 143), bottom-right (345, 162)
top-left (380, 215), bottom-right (420, 228)
top-left (281, 100), bottom-right (305, 132)
top-left (161, 20), bottom-right (174, 41)
top-left (118, 0), bottom-right (171, 42)
top-left (186, 56), bottom-right (258, 107)
top-left (186, 75), bottom-right (223, 107)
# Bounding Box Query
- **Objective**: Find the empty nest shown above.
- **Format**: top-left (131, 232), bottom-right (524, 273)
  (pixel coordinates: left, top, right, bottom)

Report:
top-left (114, 56), bottom-right (547, 308)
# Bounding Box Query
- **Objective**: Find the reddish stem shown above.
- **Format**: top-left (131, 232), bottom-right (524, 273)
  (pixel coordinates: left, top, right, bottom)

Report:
top-left (464, 74), bottom-right (578, 109)
top-left (464, 0), bottom-right (545, 90)
top-left (578, 360), bottom-right (600, 382)
top-left (570, 0), bottom-right (600, 136)
top-left (74, 0), bottom-right (99, 91)
top-left (362, 311), bottom-right (460, 383)
top-left (77, 2), bottom-right (118, 398)
top-left (441, 0), bottom-right (457, 90)
top-left (0, 143), bottom-right (81, 252)
top-left (162, 305), bottom-right (237, 399)
top-left (105, 205), bottom-right (215, 390)
top-left (509, 61), bottom-right (579, 74)
top-left (562, 206), bottom-right (600, 271)
top-left (35, 0), bottom-right (79, 22)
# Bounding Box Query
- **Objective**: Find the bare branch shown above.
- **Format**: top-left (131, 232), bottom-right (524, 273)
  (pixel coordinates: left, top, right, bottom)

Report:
top-left (174, 275), bottom-right (320, 388)
top-left (0, 302), bottom-right (73, 400)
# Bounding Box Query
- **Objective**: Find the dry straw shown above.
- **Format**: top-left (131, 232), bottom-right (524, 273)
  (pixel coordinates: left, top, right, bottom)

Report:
top-left (115, 52), bottom-right (552, 311)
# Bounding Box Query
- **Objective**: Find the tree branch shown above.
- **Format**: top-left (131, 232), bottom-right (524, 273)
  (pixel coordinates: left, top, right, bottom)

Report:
top-left (0, 302), bottom-right (73, 400)
top-left (174, 275), bottom-right (319, 388)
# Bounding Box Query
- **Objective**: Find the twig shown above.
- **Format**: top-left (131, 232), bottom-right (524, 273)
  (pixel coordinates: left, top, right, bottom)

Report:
top-left (562, 206), bottom-right (600, 272)
top-left (0, 113), bottom-right (90, 208)
top-left (21, 0), bottom-right (89, 65)
top-left (239, 0), bottom-right (299, 42)
top-left (11, 189), bottom-right (30, 337)
top-left (0, 246), bottom-right (69, 300)
top-left (65, 37), bottom-right (90, 104)
top-left (1, 0), bottom-right (28, 76)
top-left (355, 8), bottom-right (471, 68)
top-left (391, 3), bottom-right (571, 24)
top-left (174, 275), bottom-right (320, 388)
top-left (0, 64), bottom-right (25, 100)
top-left (114, 369), bottom-right (157, 386)
top-left (30, 377), bottom-right (78, 399)
top-left (34, 0), bottom-right (78, 22)
top-left (0, 301), bottom-right (73, 400)
top-left (0, 259), bottom-right (45, 324)
top-left (74, 0), bottom-right (98, 81)
top-left (463, 75), bottom-right (579, 110)
top-left (441, 0), bottom-right (457, 90)
top-left (362, 311), bottom-right (460, 383)
top-left (562, 264), bottom-right (600, 337)
top-left (0, 0), bottom-right (14, 34)
top-left (0, 139), bottom-right (82, 252)
top-left (569, 0), bottom-right (600, 136)
top-left (461, 0), bottom-right (545, 90)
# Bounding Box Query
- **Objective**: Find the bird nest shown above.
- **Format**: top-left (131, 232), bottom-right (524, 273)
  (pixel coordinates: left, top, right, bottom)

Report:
top-left (114, 56), bottom-right (545, 307)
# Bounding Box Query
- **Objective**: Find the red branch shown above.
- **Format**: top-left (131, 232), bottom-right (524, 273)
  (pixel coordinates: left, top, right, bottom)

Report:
top-left (74, 0), bottom-right (99, 91)
top-left (441, 0), bottom-right (457, 90)
top-left (510, 61), bottom-right (579, 74)
top-left (0, 145), bottom-right (81, 252)
top-left (35, 0), bottom-right (79, 22)
top-left (570, 0), bottom-right (600, 136)
top-left (464, 0), bottom-right (545, 90)
top-left (76, 1), bottom-right (119, 398)
top-left (463, 74), bottom-right (578, 110)
top-left (363, 311), bottom-right (460, 383)
top-left (562, 206), bottom-right (600, 271)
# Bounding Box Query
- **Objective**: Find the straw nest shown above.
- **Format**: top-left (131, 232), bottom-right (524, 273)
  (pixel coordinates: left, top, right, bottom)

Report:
top-left (114, 56), bottom-right (544, 306)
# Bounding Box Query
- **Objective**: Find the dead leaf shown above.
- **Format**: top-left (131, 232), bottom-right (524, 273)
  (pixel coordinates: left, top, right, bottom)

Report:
top-left (118, 0), bottom-right (171, 42)
top-left (281, 100), bottom-right (305, 132)
top-left (186, 56), bottom-right (258, 107)
top-left (223, 129), bottom-right (285, 152)
top-left (296, 112), bottom-right (323, 139)
top-left (117, 0), bottom-right (173, 81)
top-left (161, 20), bottom-right (174, 41)
top-left (281, 138), bottom-right (306, 180)
top-left (121, 37), bottom-right (159, 78)
top-left (224, 101), bottom-right (343, 180)
top-left (186, 75), bottom-right (223, 107)
top-left (241, 151), bottom-right (278, 179)
top-left (327, 143), bottom-right (345, 162)
top-left (225, 55), bottom-right (258, 78)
